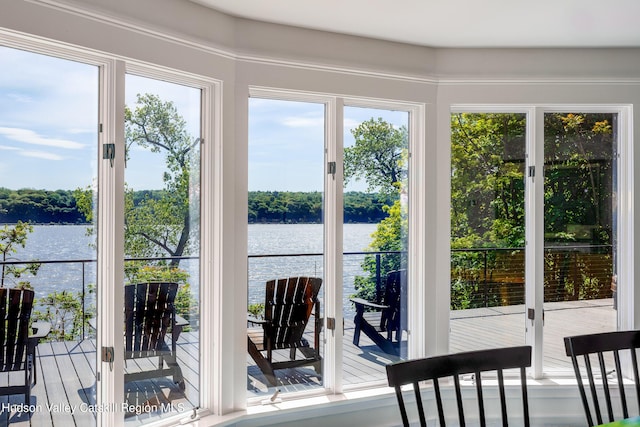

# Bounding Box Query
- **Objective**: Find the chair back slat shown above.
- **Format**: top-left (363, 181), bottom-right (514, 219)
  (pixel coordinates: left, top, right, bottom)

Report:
top-left (520, 366), bottom-right (530, 427)
top-left (0, 289), bottom-right (34, 372)
top-left (632, 349), bottom-right (640, 414)
top-left (379, 270), bottom-right (406, 338)
top-left (125, 282), bottom-right (178, 357)
top-left (386, 346), bottom-right (531, 427)
top-left (433, 379), bottom-right (446, 426)
top-left (264, 277), bottom-right (321, 351)
top-left (497, 369), bottom-right (507, 426)
top-left (475, 373), bottom-right (485, 427)
top-left (613, 350), bottom-right (628, 418)
top-left (597, 352), bottom-right (614, 422)
top-left (565, 330), bottom-right (640, 426)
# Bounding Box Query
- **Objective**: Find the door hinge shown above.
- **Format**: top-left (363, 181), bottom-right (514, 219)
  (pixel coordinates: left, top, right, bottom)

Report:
top-left (328, 161), bottom-right (336, 177)
top-left (326, 317), bottom-right (336, 330)
top-left (103, 143), bottom-right (115, 168)
top-left (527, 308), bottom-right (545, 324)
top-left (102, 346), bottom-right (114, 371)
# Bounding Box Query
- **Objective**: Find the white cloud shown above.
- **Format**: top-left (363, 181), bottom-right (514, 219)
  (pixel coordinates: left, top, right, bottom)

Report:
top-left (20, 150), bottom-right (65, 160)
top-left (0, 127), bottom-right (85, 149)
top-left (0, 145), bottom-right (21, 151)
top-left (343, 118), bottom-right (361, 129)
top-left (282, 116), bottom-right (325, 128)
top-left (6, 93), bottom-right (33, 103)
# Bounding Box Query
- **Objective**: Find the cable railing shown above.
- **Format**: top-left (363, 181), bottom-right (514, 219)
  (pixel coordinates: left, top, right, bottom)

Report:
top-left (451, 245), bottom-right (614, 310)
top-left (0, 245), bottom-right (614, 340)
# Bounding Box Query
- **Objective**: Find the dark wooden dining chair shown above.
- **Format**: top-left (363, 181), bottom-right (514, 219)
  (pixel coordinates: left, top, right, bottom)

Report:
top-left (124, 282), bottom-right (187, 390)
top-left (564, 330), bottom-right (640, 426)
top-left (0, 288), bottom-right (51, 404)
top-left (247, 277), bottom-right (323, 386)
top-left (386, 346), bottom-right (531, 427)
top-left (351, 269), bottom-right (406, 356)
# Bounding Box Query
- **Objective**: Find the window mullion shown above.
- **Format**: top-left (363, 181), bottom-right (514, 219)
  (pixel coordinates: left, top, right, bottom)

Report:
top-left (525, 107), bottom-right (544, 378)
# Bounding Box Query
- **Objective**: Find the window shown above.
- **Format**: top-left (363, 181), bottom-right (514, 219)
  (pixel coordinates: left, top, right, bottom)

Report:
top-left (0, 38), bottom-right (217, 425)
top-left (450, 108), bottom-right (621, 375)
top-left (247, 92), bottom-right (421, 398)
top-left (0, 45), bottom-right (99, 426)
top-left (123, 73), bottom-right (202, 424)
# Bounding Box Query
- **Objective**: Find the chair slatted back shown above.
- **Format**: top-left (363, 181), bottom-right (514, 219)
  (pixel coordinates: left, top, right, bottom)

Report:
top-left (564, 330), bottom-right (640, 426)
top-left (264, 277), bottom-right (322, 350)
top-left (125, 282), bottom-right (178, 358)
top-left (379, 270), bottom-right (406, 337)
top-left (0, 289), bottom-right (34, 372)
top-left (386, 346), bottom-right (531, 427)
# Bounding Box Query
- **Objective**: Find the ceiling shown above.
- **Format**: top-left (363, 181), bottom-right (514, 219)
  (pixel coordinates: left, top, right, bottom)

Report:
top-left (189, 0), bottom-right (640, 48)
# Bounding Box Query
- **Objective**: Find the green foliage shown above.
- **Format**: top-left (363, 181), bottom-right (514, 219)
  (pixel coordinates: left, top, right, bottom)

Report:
top-left (344, 118), bottom-right (408, 194)
top-left (450, 113), bottom-right (527, 249)
top-left (0, 221), bottom-right (40, 288)
top-left (247, 191), bottom-right (393, 224)
top-left (344, 117), bottom-right (409, 302)
top-left (352, 195), bottom-right (407, 301)
top-left (0, 188), bottom-right (85, 224)
top-left (124, 93), bottom-right (200, 265)
top-left (34, 289), bottom-right (91, 342)
top-left (247, 303), bottom-right (265, 319)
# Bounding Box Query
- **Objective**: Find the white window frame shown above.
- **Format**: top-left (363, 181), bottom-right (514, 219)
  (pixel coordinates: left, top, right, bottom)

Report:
top-left (123, 62), bottom-right (222, 422)
top-left (247, 87), bottom-right (427, 398)
top-left (0, 32), bottom-right (222, 426)
top-left (449, 104), bottom-right (632, 378)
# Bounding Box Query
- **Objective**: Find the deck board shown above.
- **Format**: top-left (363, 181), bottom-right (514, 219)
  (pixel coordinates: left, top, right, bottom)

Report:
top-left (0, 299), bottom-right (618, 424)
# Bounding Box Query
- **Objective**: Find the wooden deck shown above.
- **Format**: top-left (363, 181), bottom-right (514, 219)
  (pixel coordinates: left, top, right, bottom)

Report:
top-left (0, 299), bottom-right (616, 425)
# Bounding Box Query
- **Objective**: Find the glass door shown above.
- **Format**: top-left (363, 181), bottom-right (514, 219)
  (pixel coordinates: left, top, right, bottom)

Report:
top-left (342, 106), bottom-right (410, 387)
top-left (122, 74), bottom-right (201, 424)
top-left (0, 46), bottom-right (98, 426)
top-left (542, 112), bottom-right (617, 371)
top-left (449, 112), bottom-right (527, 353)
top-left (247, 97), bottom-right (326, 398)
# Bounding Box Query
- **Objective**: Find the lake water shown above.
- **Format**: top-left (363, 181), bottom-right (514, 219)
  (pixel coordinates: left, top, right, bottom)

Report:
top-left (4, 223), bottom-right (377, 316)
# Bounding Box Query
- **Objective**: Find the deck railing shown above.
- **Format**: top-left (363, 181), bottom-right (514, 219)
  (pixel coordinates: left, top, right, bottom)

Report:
top-left (0, 244), bottom-right (614, 340)
top-left (451, 245), bottom-right (613, 309)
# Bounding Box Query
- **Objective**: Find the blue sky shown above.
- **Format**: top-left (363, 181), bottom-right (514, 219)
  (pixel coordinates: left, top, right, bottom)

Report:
top-left (249, 98), bottom-right (409, 192)
top-left (0, 45), bottom-right (408, 192)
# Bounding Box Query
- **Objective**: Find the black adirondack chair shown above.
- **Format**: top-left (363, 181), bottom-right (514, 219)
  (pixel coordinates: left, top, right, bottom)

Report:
top-left (386, 346), bottom-right (532, 427)
top-left (124, 282), bottom-right (187, 390)
top-left (0, 288), bottom-right (51, 404)
top-left (247, 277), bottom-right (323, 386)
top-left (351, 269), bottom-right (406, 356)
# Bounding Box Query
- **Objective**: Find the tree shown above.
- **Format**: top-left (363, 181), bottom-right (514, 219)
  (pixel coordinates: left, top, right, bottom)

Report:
top-left (450, 113), bottom-right (527, 249)
top-left (344, 118), bottom-right (408, 300)
top-left (0, 221), bottom-right (40, 288)
top-left (344, 118), bottom-right (408, 194)
top-left (124, 93), bottom-right (200, 268)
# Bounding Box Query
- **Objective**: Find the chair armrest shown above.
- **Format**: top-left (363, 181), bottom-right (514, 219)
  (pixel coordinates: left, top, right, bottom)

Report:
top-left (350, 297), bottom-right (389, 310)
top-left (175, 315), bottom-right (189, 328)
top-left (247, 316), bottom-right (268, 325)
top-left (31, 321), bottom-right (51, 340)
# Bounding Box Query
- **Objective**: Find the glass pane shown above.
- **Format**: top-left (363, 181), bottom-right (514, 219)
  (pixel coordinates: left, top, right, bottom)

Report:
top-left (0, 46), bottom-right (98, 425)
top-left (342, 107), bottom-right (409, 386)
top-left (449, 113), bottom-right (527, 353)
top-left (543, 112), bottom-right (616, 372)
top-left (124, 75), bottom-right (201, 424)
top-left (247, 98), bottom-right (325, 398)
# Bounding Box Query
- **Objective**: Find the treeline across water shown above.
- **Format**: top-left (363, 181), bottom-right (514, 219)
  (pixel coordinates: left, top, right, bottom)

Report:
top-left (249, 191), bottom-right (394, 223)
top-left (0, 188), bottom-right (393, 224)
